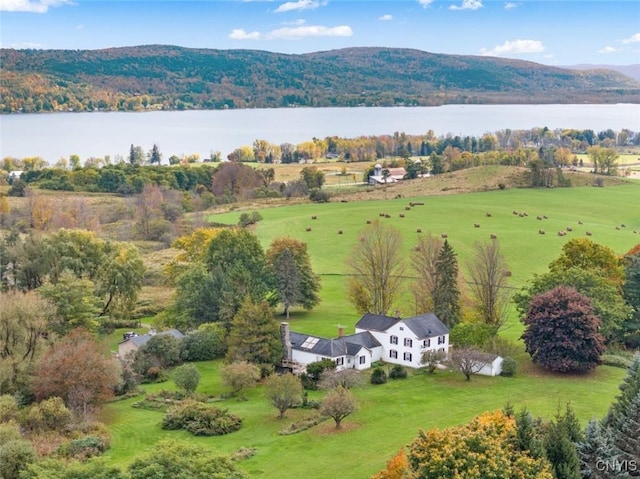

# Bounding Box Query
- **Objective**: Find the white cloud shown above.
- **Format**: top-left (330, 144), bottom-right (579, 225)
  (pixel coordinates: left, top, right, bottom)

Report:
top-left (449, 0), bottom-right (483, 11)
top-left (418, 0), bottom-right (434, 7)
top-left (504, 2), bottom-right (518, 10)
top-left (275, 0), bottom-right (324, 13)
top-left (480, 39), bottom-right (544, 56)
top-left (379, 14), bottom-right (392, 21)
top-left (0, 0), bottom-right (72, 13)
top-left (269, 25), bottom-right (353, 39)
top-left (598, 46), bottom-right (617, 54)
top-left (229, 28), bottom-right (261, 40)
top-left (622, 32), bottom-right (640, 44)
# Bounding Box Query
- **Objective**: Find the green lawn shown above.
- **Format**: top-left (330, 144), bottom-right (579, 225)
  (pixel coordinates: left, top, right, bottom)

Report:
top-left (102, 360), bottom-right (627, 479)
top-left (101, 184), bottom-right (640, 477)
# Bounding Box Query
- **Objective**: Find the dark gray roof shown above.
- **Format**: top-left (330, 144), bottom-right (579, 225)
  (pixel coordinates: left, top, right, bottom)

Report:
top-left (355, 313), bottom-right (399, 332)
top-left (403, 313), bottom-right (449, 339)
top-left (120, 329), bottom-right (184, 348)
top-left (290, 331), bottom-right (381, 359)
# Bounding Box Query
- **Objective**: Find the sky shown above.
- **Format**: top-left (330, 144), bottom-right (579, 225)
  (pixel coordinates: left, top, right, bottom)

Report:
top-left (0, 0), bottom-right (639, 66)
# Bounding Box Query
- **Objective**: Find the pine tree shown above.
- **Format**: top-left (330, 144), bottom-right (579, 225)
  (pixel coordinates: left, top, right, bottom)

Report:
top-left (577, 420), bottom-right (620, 479)
top-left (148, 143), bottom-right (162, 165)
top-left (545, 405), bottom-right (582, 479)
top-left (274, 248), bottom-right (301, 319)
top-left (433, 239), bottom-right (461, 327)
top-left (225, 297), bottom-right (283, 366)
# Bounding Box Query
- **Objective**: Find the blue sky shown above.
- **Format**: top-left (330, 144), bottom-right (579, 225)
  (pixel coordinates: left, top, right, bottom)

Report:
top-left (1, 0), bottom-right (639, 66)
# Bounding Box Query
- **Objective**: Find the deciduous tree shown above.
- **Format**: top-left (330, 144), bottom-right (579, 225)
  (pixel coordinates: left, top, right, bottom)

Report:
top-left (550, 238), bottom-right (624, 287)
top-left (220, 361), bottom-right (260, 398)
top-left (320, 385), bottom-right (358, 429)
top-left (466, 240), bottom-right (511, 329)
top-left (173, 363), bottom-right (200, 395)
top-left (264, 372), bottom-right (303, 419)
top-left (410, 233), bottom-right (443, 315)
top-left (521, 286), bottom-right (605, 373)
top-left (347, 221), bottom-right (405, 315)
top-left (32, 329), bottom-right (120, 416)
top-left (446, 347), bottom-right (487, 381)
top-left (402, 411), bottom-right (553, 479)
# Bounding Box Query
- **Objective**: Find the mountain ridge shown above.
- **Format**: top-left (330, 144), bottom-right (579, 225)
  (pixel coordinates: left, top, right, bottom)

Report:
top-left (1, 45), bottom-right (638, 113)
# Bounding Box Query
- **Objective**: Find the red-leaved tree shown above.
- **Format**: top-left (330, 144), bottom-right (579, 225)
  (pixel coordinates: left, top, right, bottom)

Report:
top-left (32, 328), bottom-right (120, 417)
top-left (521, 286), bottom-right (605, 373)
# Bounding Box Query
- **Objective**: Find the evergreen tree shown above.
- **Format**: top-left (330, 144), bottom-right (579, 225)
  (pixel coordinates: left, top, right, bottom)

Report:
top-left (148, 143), bottom-right (162, 165)
top-left (544, 405), bottom-right (582, 479)
top-left (515, 408), bottom-right (545, 459)
top-left (225, 297), bottom-right (283, 366)
top-left (274, 248), bottom-right (301, 320)
top-left (577, 420), bottom-right (619, 479)
top-left (433, 239), bottom-right (461, 328)
top-left (267, 238), bottom-right (321, 317)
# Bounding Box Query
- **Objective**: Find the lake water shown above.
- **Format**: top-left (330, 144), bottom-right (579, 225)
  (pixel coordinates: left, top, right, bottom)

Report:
top-left (1, 104), bottom-right (639, 163)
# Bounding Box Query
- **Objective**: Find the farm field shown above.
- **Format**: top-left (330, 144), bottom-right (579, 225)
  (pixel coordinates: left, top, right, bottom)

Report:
top-left (100, 181), bottom-right (640, 478)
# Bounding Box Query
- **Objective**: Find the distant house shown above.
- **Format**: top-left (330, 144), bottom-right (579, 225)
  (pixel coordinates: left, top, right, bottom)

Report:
top-left (118, 329), bottom-right (184, 359)
top-left (368, 164), bottom-right (407, 185)
top-left (281, 312), bottom-right (449, 372)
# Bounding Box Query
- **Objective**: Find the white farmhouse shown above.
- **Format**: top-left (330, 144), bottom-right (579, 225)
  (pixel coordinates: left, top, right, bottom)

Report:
top-left (281, 312), bottom-right (449, 372)
top-left (355, 312), bottom-right (449, 368)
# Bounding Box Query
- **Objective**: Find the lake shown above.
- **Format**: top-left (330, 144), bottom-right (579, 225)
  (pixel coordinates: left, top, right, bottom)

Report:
top-left (1, 104), bottom-right (639, 163)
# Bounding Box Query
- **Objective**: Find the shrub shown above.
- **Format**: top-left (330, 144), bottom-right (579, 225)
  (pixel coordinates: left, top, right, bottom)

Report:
top-left (389, 365), bottom-right (408, 380)
top-left (23, 397), bottom-right (72, 432)
top-left (238, 211), bottom-right (263, 227)
top-left (220, 361), bottom-right (260, 398)
top-left (278, 414), bottom-right (327, 435)
top-left (305, 359), bottom-right (336, 382)
top-left (370, 367), bottom-right (388, 385)
top-left (500, 357), bottom-right (517, 377)
top-left (600, 354), bottom-right (633, 369)
top-left (0, 395), bottom-right (19, 423)
top-left (309, 188), bottom-right (330, 203)
top-left (180, 324), bottom-right (226, 361)
top-left (58, 435), bottom-right (109, 460)
top-left (162, 400), bottom-right (242, 436)
top-left (173, 363), bottom-right (200, 394)
top-left (0, 439), bottom-right (36, 479)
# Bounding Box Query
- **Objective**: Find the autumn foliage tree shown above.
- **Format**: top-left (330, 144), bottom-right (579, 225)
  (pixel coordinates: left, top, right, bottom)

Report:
top-left (390, 411), bottom-right (553, 479)
top-left (521, 286), bottom-right (605, 373)
top-left (410, 233), bottom-right (443, 314)
top-left (32, 328), bottom-right (120, 416)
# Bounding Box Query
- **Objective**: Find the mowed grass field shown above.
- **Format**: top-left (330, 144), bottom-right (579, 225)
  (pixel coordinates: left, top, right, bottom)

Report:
top-left (102, 182), bottom-right (640, 478)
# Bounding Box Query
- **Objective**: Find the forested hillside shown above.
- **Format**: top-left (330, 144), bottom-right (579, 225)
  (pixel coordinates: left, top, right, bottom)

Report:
top-left (1, 45), bottom-right (639, 113)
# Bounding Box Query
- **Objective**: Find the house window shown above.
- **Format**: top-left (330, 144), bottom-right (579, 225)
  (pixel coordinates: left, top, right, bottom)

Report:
top-left (399, 326), bottom-right (404, 331)
top-left (359, 355), bottom-right (366, 365)
top-left (438, 336), bottom-right (446, 345)
top-left (404, 352), bottom-right (412, 362)
top-left (389, 350), bottom-right (398, 359)
top-left (404, 338), bottom-right (413, 347)
top-left (390, 335), bottom-right (398, 345)
top-left (423, 338), bottom-right (431, 348)
top-left (336, 357), bottom-right (344, 366)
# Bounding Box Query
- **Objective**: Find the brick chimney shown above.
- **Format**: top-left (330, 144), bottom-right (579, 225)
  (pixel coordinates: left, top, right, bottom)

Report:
top-left (280, 322), bottom-right (292, 361)
top-left (338, 326), bottom-right (344, 338)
